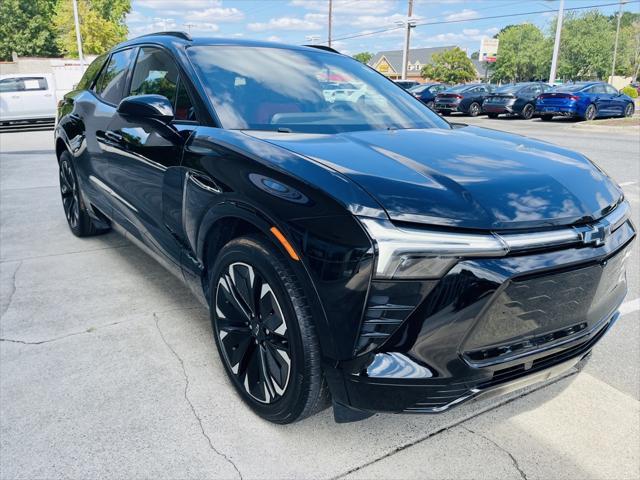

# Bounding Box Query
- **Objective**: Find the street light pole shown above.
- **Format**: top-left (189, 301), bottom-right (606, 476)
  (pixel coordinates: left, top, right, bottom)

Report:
top-left (611, 0), bottom-right (625, 81)
top-left (548, 0), bottom-right (564, 85)
top-left (401, 0), bottom-right (414, 81)
top-left (328, 0), bottom-right (333, 47)
top-left (72, 0), bottom-right (84, 68)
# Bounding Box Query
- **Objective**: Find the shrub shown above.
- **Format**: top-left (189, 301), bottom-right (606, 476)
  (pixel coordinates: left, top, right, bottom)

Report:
top-left (621, 85), bottom-right (638, 98)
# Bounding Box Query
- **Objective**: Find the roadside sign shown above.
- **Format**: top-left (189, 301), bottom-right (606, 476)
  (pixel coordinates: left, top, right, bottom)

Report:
top-left (480, 38), bottom-right (498, 63)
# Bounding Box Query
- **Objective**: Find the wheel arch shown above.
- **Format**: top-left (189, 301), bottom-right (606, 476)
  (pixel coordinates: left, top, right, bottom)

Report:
top-left (196, 203), bottom-right (338, 360)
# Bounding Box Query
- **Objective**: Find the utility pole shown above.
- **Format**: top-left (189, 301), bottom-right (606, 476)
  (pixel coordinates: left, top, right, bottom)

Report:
top-left (72, 0), bottom-right (84, 68)
top-left (548, 0), bottom-right (564, 85)
top-left (328, 0), bottom-right (333, 47)
top-left (401, 0), bottom-right (415, 80)
top-left (611, 0), bottom-right (625, 81)
top-left (184, 23), bottom-right (195, 33)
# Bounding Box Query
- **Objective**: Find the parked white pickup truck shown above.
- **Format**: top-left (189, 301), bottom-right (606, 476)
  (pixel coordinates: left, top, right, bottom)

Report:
top-left (0, 73), bottom-right (57, 125)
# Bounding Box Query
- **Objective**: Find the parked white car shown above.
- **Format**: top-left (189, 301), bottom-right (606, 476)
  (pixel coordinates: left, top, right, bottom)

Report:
top-left (0, 73), bottom-right (57, 124)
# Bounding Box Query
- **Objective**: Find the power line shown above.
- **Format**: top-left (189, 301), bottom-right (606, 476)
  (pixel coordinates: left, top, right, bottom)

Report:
top-left (324, 0), bottom-right (639, 44)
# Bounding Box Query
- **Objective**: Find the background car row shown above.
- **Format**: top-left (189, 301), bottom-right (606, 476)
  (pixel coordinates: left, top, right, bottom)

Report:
top-left (406, 80), bottom-right (636, 121)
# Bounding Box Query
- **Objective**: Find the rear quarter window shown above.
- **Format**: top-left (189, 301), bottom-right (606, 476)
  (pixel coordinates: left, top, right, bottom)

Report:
top-left (77, 54), bottom-right (108, 91)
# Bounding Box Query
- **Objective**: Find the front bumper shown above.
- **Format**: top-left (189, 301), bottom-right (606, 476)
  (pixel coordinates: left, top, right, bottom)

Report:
top-left (325, 215), bottom-right (635, 417)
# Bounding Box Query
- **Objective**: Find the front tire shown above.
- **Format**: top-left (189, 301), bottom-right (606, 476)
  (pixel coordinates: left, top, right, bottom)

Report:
top-left (624, 103), bottom-right (634, 117)
top-left (58, 151), bottom-right (108, 237)
top-left (210, 235), bottom-right (329, 424)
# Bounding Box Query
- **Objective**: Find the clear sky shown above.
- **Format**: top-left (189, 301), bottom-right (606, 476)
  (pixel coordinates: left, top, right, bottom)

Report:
top-left (126, 0), bottom-right (635, 55)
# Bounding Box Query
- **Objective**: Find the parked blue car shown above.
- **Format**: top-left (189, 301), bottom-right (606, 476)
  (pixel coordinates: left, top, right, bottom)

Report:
top-left (408, 82), bottom-right (447, 109)
top-left (535, 81), bottom-right (635, 121)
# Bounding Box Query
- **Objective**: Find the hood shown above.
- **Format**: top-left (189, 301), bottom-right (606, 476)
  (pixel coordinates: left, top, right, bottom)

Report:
top-left (243, 126), bottom-right (622, 231)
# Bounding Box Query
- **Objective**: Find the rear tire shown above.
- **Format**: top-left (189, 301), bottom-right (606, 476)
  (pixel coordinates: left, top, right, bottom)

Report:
top-left (540, 114), bottom-right (554, 121)
top-left (58, 151), bottom-right (109, 237)
top-left (209, 234), bottom-right (330, 424)
top-left (426, 100), bottom-right (435, 109)
top-left (583, 104), bottom-right (597, 121)
top-left (440, 110), bottom-right (451, 116)
top-left (468, 102), bottom-right (481, 117)
top-left (521, 103), bottom-right (534, 120)
top-left (487, 113), bottom-right (499, 119)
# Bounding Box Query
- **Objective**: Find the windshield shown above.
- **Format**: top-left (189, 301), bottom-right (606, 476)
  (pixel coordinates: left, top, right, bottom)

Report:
top-left (409, 84), bottom-right (429, 93)
top-left (494, 84), bottom-right (525, 94)
top-left (556, 83), bottom-right (591, 92)
top-left (444, 84), bottom-right (471, 93)
top-left (187, 46), bottom-right (449, 133)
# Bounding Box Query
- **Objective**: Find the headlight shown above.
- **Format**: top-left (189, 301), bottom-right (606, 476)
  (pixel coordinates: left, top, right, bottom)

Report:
top-left (359, 218), bottom-right (507, 279)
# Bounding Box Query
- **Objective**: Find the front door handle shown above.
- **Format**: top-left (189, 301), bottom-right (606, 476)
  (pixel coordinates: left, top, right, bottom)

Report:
top-left (104, 131), bottom-right (124, 144)
top-left (189, 172), bottom-right (222, 194)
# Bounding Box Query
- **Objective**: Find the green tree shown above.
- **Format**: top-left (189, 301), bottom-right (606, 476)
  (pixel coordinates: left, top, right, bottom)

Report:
top-left (0, 0), bottom-right (60, 61)
top-left (53, 0), bottom-right (130, 57)
top-left (491, 23), bottom-right (550, 83)
top-left (556, 11), bottom-right (615, 80)
top-left (421, 47), bottom-right (476, 83)
top-left (353, 52), bottom-right (373, 64)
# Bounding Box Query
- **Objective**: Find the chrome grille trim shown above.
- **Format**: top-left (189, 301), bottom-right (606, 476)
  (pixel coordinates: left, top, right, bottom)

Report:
top-left (497, 201), bottom-right (630, 252)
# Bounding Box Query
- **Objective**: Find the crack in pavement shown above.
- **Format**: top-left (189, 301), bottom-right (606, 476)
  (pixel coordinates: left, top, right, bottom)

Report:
top-left (0, 243), bottom-right (131, 264)
top-left (463, 427), bottom-right (528, 480)
top-left (332, 371), bottom-right (575, 480)
top-left (0, 306), bottom-right (202, 346)
top-left (1, 260), bottom-right (22, 317)
top-left (153, 312), bottom-right (243, 480)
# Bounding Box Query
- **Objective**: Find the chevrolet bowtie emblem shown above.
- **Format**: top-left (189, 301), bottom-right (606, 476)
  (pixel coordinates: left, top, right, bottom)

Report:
top-left (582, 224), bottom-right (611, 247)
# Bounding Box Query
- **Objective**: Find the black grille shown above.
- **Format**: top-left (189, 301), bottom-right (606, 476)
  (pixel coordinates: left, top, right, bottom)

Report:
top-left (462, 246), bottom-right (628, 360)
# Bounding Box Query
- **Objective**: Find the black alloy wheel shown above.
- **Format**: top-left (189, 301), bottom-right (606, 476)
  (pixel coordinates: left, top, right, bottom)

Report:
top-left (521, 103), bottom-right (534, 120)
top-left (58, 151), bottom-right (107, 237)
top-left (468, 102), bottom-right (481, 117)
top-left (216, 261), bottom-right (292, 404)
top-left (210, 235), bottom-right (329, 423)
top-left (584, 104), bottom-right (597, 121)
top-left (60, 156), bottom-right (80, 231)
top-left (624, 103), bottom-right (634, 117)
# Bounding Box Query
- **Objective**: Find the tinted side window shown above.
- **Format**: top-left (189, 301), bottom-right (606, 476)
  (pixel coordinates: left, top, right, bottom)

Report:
top-left (130, 47), bottom-right (196, 121)
top-left (605, 84), bottom-right (618, 94)
top-left (77, 54), bottom-right (107, 90)
top-left (0, 78), bottom-right (24, 93)
top-left (130, 47), bottom-right (179, 103)
top-left (588, 84), bottom-right (606, 94)
top-left (94, 48), bottom-right (134, 105)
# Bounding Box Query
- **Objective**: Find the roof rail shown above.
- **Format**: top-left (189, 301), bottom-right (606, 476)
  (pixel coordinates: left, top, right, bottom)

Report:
top-left (304, 45), bottom-right (341, 54)
top-left (137, 31), bottom-right (192, 41)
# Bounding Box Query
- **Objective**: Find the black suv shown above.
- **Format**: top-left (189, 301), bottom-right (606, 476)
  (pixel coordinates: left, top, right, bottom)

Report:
top-left (55, 33), bottom-right (635, 424)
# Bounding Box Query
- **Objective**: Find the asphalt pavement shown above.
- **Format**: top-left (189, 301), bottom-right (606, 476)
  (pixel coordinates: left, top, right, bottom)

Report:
top-left (1, 118), bottom-right (639, 479)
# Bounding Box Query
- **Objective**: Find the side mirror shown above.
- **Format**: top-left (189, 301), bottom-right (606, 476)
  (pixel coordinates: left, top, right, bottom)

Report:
top-left (117, 94), bottom-right (174, 124)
